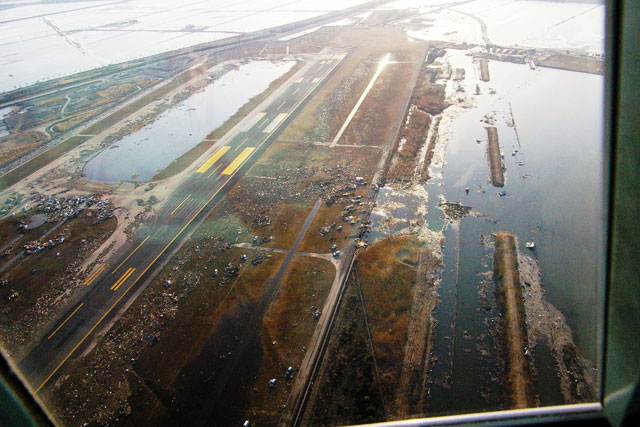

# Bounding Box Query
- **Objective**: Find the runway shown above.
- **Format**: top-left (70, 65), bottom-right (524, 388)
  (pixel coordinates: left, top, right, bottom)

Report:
top-left (19, 48), bottom-right (346, 394)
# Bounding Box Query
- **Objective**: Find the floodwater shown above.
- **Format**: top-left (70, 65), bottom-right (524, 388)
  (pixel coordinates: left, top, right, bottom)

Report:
top-left (0, 106), bottom-right (12, 138)
top-left (369, 56), bottom-right (604, 413)
top-left (84, 60), bottom-right (295, 182)
top-left (427, 59), bottom-right (604, 411)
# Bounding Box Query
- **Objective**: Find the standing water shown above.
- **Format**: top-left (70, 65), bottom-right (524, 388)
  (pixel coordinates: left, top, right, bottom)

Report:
top-left (425, 54), bottom-right (603, 412)
top-left (84, 60), bottom-right (295, 182)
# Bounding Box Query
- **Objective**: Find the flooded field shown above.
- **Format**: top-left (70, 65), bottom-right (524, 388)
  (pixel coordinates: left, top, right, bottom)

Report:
top-left (439, 58), bottom-right (604, 363)
top-left (370, 51), bottom-right (603, 414)
top-left (0, 0), bottom-right (366, 91)
top-left (83, 60), bottom-right (295, 182)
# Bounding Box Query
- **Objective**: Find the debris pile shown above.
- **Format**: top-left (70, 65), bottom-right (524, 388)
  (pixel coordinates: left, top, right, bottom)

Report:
top-left (440, 201), bottom-right (472, 220)
top-left (251, 252), bottom-right (271, 265)
top-left (0, 224), bottom-right (115, 359)
top-left (31, 194), bottom-right (114, 223)
top-left (302, 60), bottom-right (372, 142)
top-left (253, 215), bottom-right (272, 228)
top-left (23, 235), bottom-right (65, 255)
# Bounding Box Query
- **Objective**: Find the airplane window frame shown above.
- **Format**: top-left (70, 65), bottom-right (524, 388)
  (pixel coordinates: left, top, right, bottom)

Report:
top-left (1, 0), bottom-right (638, 426)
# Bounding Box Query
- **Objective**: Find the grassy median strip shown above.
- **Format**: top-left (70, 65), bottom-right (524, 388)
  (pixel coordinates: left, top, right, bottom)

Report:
top-left (0, 135), bottom-right (90, 191)
top-left (486, 126), bottom-right (505, 187)
top-left (493, 232), bottom-right (533, 408)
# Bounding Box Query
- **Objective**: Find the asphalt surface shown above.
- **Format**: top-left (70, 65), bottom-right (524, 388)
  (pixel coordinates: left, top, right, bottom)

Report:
top-left (19, 48), bottom-right (346, 394)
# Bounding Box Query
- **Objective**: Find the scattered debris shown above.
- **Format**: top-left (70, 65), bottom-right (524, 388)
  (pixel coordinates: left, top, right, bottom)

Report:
top-left (440, 201), bottom-right (472, 220)
top-left (251, 252), bottom-right (271, 265)
top-left (7, 289), bottom-right (19, 301)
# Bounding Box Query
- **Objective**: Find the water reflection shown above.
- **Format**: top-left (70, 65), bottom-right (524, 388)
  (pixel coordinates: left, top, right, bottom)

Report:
top-left (84, 60), bottom-right (295, 182)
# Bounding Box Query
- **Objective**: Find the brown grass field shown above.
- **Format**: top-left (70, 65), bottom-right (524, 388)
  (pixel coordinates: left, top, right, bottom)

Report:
top-left (356, 235), bottom-right (422, 405)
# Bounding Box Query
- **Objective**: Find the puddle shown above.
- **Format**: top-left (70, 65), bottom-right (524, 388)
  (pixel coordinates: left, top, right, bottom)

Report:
top-left (0, 106), bottom-right (13, 138)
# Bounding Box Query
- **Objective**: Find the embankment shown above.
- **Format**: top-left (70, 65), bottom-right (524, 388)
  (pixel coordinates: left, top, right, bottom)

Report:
top-left (420, 115), bottom-right (441, 181)
top-left (486, 126), bottom-right (504, 187)
top-left (479, 58), bottom-right (490, 82)
top-left (493, 232), bottom-right (533, 409)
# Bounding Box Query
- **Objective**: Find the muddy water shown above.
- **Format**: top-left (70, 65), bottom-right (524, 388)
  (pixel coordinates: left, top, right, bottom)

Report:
top-left (370, 58), bottom-right (603, 414)
top-left (440, 62), bottom-right (604, 362)
top-left (83, 60), bottom-right (295, 182)
top-left (429, 218), bottom-right (506, 414)
top-left (427, 60), bottom-right (603, 411)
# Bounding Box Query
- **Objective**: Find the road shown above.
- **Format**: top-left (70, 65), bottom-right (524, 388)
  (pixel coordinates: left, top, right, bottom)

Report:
top-left (19, 48), bottom-right (347, 395)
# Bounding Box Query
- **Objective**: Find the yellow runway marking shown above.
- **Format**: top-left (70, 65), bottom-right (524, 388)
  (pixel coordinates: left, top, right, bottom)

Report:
top-left (110, 267), bottom-right (135, 291)
top-left (170, 195), bottom-right (191, 216)
top-left (112, 236), bottom-right (149, 274)
top-left (196, 146), bottom-right (230, 173)
top-left (221, 147), bottom-right (255, 175)
top-left (207, 163), bottom-right (223, 178)
top-left (234, 137), bottom-right (249, 152)
top-left (84, 264), bottom-right (106, 286)
top-left (33, 57), bottom-right (345, 394)
top-left (295, 77), bottom-right (303, 83)
top-left (47, 303), bottom-right (83, 340)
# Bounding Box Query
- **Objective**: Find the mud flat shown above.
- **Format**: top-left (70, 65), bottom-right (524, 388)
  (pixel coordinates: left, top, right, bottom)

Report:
top-left (493, 232), bottom-right (533, 409)
top-left (517, 253), bottom-right (596, 404)
top-left (535, 53), bottom-right (604, 75)
top-left (387, 106), bottom-right (431, 182)
top-left (394, 247), bottom-right (441, 418)
top-left (486, 126), bottom-right (504, 187)
top-left (479, 58), bottom-right (490, 82)
top-left (420, 115), bottom-right (441, 181)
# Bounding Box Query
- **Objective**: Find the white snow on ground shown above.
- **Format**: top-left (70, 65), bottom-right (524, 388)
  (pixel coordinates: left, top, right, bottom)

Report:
top-left (0, 0), bottom-right (371, 91)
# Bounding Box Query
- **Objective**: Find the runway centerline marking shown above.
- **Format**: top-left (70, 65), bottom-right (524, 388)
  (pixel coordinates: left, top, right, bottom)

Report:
top-left (170, 194), bottom-right (191, 216)
top-left (277, 101), bottom-right (286, 110)
top-left (112, 236), bottom-right (149, 274)
top-left (234, 137), bottom-right (249, 152)
top-left (47, 303), bottom-right (84, 340)
top-left (84, 264), bottom-right (106, 286)
top-left (221, 147), bottom-right (255, 175)
top-left (257, 116), bottom-right (270, 128)
top-left (196, 146), bottom-right (230, 173)
top-left (110, 268), bottom-right (135, 292)
top-left (207, 163), bottom-right (223, 178)
top-left (242, 112), bottom-right (266, 131)
top-left (263, 113), bottom-right (288, 133)
top-left (33, 54), bottom-right (345, 394)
